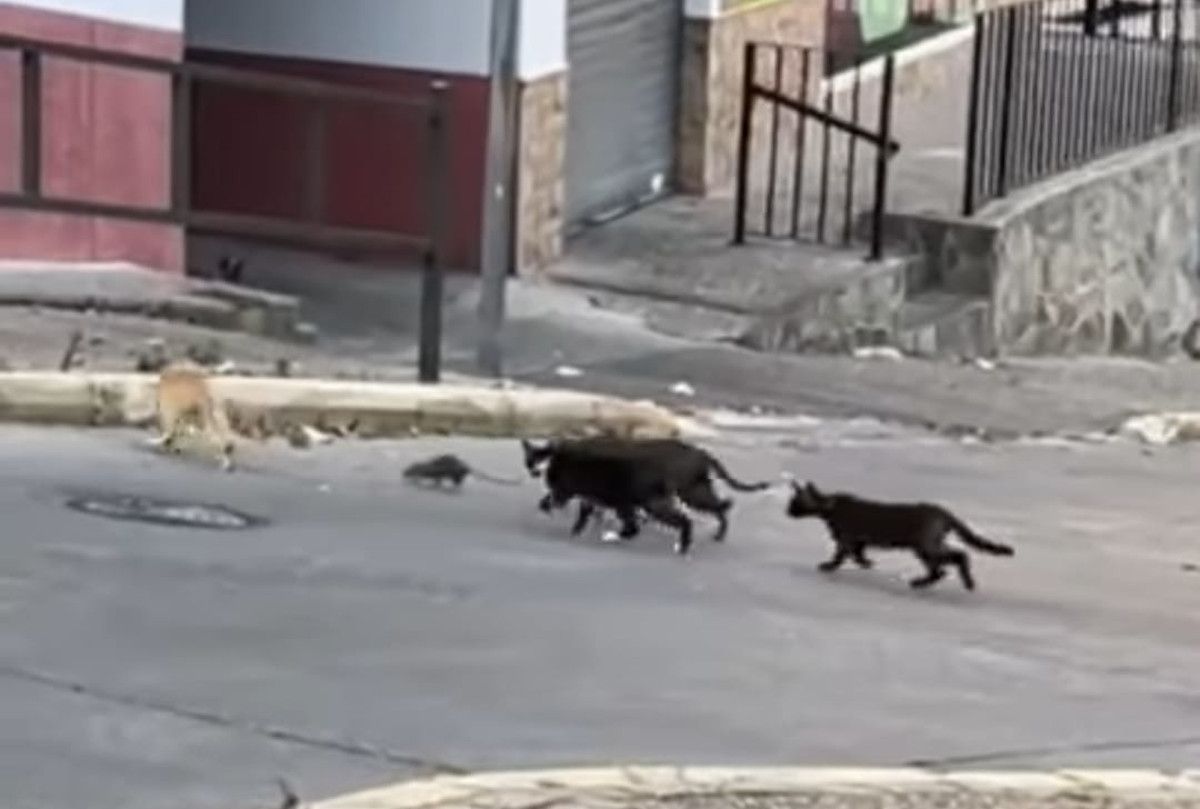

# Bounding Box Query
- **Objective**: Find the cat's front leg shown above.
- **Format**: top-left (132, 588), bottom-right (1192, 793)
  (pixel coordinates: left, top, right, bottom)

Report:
top-left (818, 544), bottom-right (851, 573)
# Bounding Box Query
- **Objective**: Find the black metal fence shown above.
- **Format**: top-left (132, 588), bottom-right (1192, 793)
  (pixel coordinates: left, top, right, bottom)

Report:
top-left (0, 33), bottom-right (453, 381)
top-left (733, 42), bottom-right (899, 260)
top-left (963, 0), bottom-right (1200, 214)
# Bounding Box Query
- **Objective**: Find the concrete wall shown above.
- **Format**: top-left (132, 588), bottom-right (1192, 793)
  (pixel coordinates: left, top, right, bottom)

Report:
top-left (903, 128), bottom-right (1200, 356)
top-left (0, 1), bottom-right (183, 271)
top-left (185, 0), bottom-right (491, 75)
top-left (12, 0), bottom-right (181, 30)
top-left (188, 0), bottom-right (566, 79)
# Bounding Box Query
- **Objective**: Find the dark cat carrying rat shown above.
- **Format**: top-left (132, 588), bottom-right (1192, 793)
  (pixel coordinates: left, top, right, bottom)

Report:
top-left (521, 436), bottom-right (769, 541)
top-left (786, 481), bottom-right (1014, 591)
top-left (403, 454), bottom-right (520, 489)
top-left (533, 440), bottom-right (694, 554)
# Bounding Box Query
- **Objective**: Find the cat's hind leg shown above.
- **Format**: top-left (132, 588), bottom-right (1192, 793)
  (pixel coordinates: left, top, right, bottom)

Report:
top-left (909, 552), bottom-right (946, 589)
top-left (679, 481), bottom-right (731, 542)
top-left (940, 548), bottom-right (975, 590)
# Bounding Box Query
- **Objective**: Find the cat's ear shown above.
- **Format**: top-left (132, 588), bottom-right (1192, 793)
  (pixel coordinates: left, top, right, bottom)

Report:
top-left (805, 481), bottom-right (820, 496)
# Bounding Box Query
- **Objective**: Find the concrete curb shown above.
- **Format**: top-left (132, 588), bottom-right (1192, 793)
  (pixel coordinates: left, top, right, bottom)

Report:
top-left (0, 372), bottom-right (688, 439)
top-left (312, 766), bottom-right (1200, 809)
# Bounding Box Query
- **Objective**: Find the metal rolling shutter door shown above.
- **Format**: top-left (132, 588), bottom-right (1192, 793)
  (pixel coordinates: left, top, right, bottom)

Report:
top-left (565, 0), bottom-right (680, 229)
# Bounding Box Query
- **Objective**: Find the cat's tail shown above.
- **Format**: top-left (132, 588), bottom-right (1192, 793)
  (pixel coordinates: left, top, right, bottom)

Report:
top-left (705, 454), bottom-right (772, 492)
top-left (947, 512), bottom-right (1014, 556)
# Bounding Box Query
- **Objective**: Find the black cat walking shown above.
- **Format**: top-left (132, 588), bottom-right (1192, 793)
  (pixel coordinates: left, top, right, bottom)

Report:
top-left (786, 481), bottom-right (1014, 591)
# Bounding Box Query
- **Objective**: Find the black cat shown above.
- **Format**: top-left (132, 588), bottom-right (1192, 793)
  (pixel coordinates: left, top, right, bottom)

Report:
top-left (533, 440), bottom-right (694, 555)
top-left (786, 481), bottom-right (1014, 591)
top-left (522, 437), bottom-right (768, 541)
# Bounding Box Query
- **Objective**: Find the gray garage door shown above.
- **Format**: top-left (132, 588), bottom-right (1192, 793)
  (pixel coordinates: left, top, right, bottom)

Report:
top-left (565, 0), bottom-right (681, 230)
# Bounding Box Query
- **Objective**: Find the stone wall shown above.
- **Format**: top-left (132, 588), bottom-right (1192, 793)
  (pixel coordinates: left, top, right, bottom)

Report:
top-left (515, 71), bottom-right (567, 274)
top-left (899, 127), bottom-right (1200, 356)
top-left (677, 0), bottom-right (825, 195)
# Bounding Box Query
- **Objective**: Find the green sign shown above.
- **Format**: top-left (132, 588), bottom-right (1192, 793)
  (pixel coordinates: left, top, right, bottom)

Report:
top-left (858, 0), bottom-right (908, 42)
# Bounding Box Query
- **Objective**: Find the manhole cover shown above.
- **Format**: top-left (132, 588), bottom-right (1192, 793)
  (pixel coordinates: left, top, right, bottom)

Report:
top-left (65, 494), bottom-right (264, 530)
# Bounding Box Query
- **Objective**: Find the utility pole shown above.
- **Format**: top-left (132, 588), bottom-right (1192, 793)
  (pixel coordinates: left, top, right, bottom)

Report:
top-left (476, 0), bottom-right (521, 377)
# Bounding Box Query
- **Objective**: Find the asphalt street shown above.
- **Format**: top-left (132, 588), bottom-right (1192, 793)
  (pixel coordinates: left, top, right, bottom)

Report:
top-left (2, 425), bottom-right (1200, 809)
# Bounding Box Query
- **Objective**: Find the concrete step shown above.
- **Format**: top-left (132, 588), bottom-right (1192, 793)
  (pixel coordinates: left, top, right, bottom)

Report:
top-left (896, 291), bottom-right (993, 358)
top-left (557, 253), bottom-right (915, 355)
top-left (0, 261), bottom-right (312, 343)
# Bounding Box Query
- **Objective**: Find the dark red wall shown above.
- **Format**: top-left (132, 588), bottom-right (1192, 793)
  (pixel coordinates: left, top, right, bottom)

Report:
top-left (187, 48), bottom-right (489, 271)
top-left (0, 2), bottom-right (182, 271)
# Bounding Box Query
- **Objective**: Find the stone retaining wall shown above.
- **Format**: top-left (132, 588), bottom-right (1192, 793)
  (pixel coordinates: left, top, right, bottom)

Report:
top-left (900, 127), bottom-right (1200, 356)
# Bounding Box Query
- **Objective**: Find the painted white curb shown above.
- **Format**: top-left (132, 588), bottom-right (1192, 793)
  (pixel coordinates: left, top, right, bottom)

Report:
top-left (0, 372), bottom-right (688, 440)
top-left (312, 766), bottom-right (1200, 809)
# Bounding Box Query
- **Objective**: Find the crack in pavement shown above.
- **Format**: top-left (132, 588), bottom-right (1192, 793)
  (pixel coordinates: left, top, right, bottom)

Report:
top-left (0, 661), bottom-right (466, 775)
top-left (907, 733), bottom-right (1200, 768)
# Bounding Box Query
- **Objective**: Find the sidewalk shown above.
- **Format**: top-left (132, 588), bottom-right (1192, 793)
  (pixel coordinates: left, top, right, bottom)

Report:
top-left (516, 344), bottom-right (1200, 440)
top-left (0, 305), bottom-right (445, 383)
top-left (7, 275), bottom-right (1200, 441)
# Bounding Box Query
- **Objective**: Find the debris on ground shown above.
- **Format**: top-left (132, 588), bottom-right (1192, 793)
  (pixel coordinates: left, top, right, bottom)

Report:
top-left (186, 339), bottom-right (225, 367)
top-left (852, 346), bottom-right (904, 361)
top-left (554, 365), bottom-right (584, 378)
top-left (276, 778), bottom-right (299, 809)
top-left (1119, 412), bottom-right (1200, 445)
top-left (59, 330), bottom-right (84, 371)
top-left (670, 381), bottom-right (696, 397)
top-left (217, 255), bottom-right (246, 284)
top-left (134, 338), bottom-right (169, 373)
top-left (285, 424), bottom-right (335, 449)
